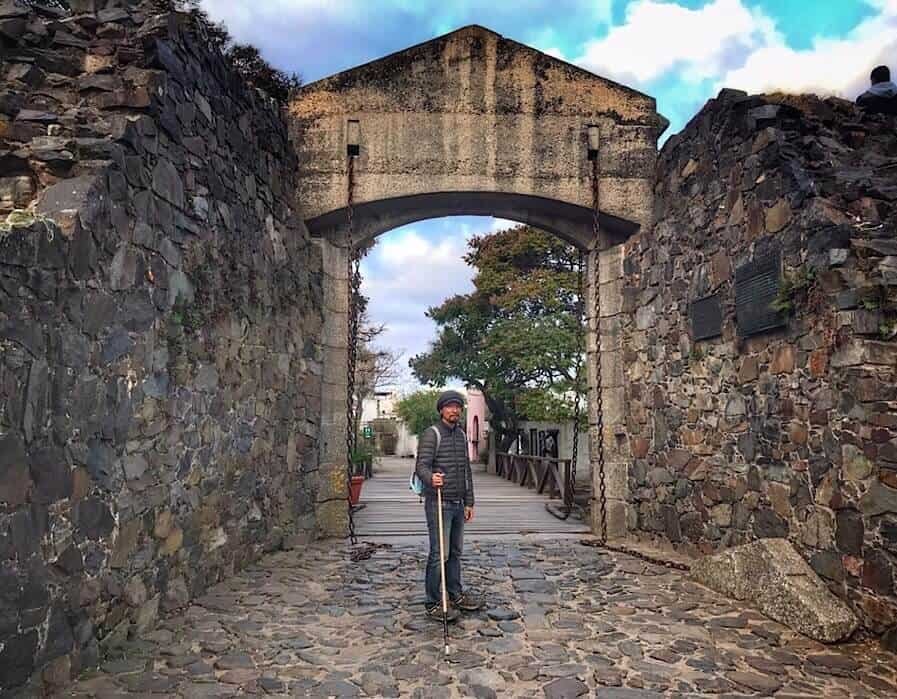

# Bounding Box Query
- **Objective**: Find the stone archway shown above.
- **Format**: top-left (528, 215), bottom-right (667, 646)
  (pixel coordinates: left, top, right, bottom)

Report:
top-left (312, 206), bottom-right (630, 540)
top-left (290, 24), bottom-right (667, 538)
top-left (306, 191), bottom-right (640, 249)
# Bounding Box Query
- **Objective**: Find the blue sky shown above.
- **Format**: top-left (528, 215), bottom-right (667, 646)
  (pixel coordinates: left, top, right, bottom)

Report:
top-left (202, 0), bottom-right (897, 389)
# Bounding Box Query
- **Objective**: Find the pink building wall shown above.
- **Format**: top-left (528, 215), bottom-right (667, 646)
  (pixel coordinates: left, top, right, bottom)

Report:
top-left (466, 387), bottom-right (488, 462)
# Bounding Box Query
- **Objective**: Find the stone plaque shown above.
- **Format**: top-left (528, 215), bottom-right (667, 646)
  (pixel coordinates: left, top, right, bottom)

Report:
top-left (690, 294), bottom-right (722, 341)
top-left (735, 249), bottom-right (784, 336)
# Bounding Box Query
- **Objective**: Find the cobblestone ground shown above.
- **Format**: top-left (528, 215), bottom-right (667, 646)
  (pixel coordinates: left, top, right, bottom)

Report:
top-left (62, 539), bottom-right (897, 698)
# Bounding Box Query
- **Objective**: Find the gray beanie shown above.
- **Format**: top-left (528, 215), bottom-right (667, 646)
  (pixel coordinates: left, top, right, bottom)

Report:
top-left (436, 390), bottom-right (465, 412)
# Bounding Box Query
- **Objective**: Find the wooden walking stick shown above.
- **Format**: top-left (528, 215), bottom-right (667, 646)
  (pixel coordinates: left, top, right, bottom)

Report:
top-left (436, 485), bottom-right (451, 655)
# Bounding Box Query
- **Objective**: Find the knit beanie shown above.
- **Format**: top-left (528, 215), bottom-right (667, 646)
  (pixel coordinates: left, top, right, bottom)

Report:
top-left (436, 389), bottom-right (465, 412)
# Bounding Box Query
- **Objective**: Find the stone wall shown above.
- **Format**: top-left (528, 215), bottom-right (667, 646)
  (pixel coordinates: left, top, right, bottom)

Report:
top-left (0, 1), bottom-right (323, 693)
top-left (621, 90), bottom-right (897, 632)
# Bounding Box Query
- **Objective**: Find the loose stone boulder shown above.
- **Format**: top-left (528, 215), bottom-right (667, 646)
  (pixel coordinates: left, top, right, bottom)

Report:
top-left (690, 538), bottom-right (858, 642)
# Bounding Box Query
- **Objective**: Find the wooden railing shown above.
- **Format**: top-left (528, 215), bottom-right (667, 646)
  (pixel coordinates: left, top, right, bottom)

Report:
top-left (495, 452), bottom-right (571, 498)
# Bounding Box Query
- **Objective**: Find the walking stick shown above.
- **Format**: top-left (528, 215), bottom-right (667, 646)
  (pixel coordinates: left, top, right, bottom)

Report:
top-left (436, 485), bottom-right (451, 656)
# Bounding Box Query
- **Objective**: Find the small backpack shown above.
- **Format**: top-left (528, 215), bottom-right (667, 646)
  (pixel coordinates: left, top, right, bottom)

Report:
top-left (409, 425), bottom-right (441, 495)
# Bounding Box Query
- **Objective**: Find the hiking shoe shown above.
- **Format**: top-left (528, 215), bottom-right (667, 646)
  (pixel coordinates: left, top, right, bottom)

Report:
top-left (451, 592), bottom-right (483, 612)
top-left (427, 603), bottom-right (460, 622)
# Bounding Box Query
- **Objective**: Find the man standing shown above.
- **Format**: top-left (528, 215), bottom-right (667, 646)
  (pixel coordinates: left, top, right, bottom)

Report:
top-left (857, 65), bottom-right (897, 115)
top-left (415, 390), bottom-right (482, 620)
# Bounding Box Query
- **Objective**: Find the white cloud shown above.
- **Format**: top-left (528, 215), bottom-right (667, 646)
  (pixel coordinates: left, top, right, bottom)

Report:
top-left (202, 0), bottom-right (352, 23)
top-left (718, 3), bottom-right (897, 99)
top-left (564, 0), bottom-right (897, 133)
top-left (573, 0), bottom-right (778, 88)
top-left (360, 225), bottom-right (476, 382)
top-left (490, 217), bottom-right (518, 232)
top-left (359, 216), bottom-right (534, 384)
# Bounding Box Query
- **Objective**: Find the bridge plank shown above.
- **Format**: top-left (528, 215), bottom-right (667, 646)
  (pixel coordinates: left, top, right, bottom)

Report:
top-left (352, 457), bottom-right (589, 538)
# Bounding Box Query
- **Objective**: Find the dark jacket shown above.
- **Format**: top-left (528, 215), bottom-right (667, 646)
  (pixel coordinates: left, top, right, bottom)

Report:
top-left (415, 421), bottom-right (474, 506)
top-left (857, 82), bottom-right (897, 115)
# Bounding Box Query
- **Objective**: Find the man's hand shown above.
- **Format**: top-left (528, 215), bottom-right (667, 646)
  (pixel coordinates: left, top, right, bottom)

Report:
top-left (464, 506), bottom-right (474, 522)
top-left (432, 473), bottom-right (444, 488)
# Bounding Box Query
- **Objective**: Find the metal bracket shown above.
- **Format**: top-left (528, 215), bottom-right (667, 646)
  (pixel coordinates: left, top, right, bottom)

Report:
top-left (347, 119), bottom-right (360, 157)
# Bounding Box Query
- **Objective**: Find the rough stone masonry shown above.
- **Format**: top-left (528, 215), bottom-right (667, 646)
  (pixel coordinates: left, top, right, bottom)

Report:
top-left (1, 0), bottom-right (897, 695)
top-left (622, 90), bottom-right (897, 634)
top-left (1, 1), bottom-right (324, 693)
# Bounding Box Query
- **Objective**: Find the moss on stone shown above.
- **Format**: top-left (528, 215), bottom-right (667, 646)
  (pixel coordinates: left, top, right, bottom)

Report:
top-left (0, 209), bottom-right (57, 238)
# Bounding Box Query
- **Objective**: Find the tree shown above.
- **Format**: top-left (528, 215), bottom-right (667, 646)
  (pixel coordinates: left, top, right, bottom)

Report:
top-left (395, 389), bottom-right (443, 437)
top-left (351, 312), bottom-right (403, 440)
top-left (225, 43), bottom-right (302, 103)
top-left (410, 225), bottom-right (584, 452)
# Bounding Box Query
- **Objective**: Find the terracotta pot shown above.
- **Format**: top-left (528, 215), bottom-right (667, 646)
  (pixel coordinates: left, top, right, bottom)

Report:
top-left (349, 475), bottom-right (365, 506)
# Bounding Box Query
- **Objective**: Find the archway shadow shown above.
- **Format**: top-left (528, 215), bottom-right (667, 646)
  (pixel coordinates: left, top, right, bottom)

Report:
top-left (306, 190), bottom-right (640, 250)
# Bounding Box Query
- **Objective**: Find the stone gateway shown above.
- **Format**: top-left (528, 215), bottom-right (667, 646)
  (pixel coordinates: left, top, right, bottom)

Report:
top-left (291, 24), bottom-right (665, 540)
top-left (1, 1), bottom-right (896, 694)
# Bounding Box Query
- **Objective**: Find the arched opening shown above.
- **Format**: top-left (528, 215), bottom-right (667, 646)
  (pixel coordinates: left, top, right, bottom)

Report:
top-left (307, 190), bottom-right (640, 250)
top-left (313, 200), bottom-right (634, 540)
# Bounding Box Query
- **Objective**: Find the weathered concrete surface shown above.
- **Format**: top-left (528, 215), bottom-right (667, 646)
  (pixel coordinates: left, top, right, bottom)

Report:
top-left (315, 237), bottom-right (351, 538)
top-left (587, 244), bottom-right (630, 539)
top-left (291, 25), bottom-right (666, 246)
top-left (691, 538), bottom-right (859, 643)
top-left (60, 538), bottom-right (897, 697)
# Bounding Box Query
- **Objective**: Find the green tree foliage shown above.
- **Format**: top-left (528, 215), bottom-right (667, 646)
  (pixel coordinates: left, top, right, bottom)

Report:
top-left (223, 43), bottom-right (302, 103)
top-left (410, 225), bottom-right (585, 452)
top-left (395, 389), bottom-right (443, 437)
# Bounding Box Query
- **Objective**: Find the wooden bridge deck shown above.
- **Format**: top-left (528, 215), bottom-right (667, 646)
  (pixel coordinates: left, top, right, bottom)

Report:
top-left (352, 456), bottom-right (591, 538)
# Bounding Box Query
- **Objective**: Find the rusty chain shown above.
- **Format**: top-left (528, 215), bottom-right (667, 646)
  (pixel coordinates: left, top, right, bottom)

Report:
top-left (567, 250), bottom-right (584, 516)
top-left (546, 249), bottom-right (584, 522)
top-left (591, 157), bottom-right (608, 545)
top-left (349, 541), bottom-right (392, 562)
top-left (345, 155), bottom-right (361, 545)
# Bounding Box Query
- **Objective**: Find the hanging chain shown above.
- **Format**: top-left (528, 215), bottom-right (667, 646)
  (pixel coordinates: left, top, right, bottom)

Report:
top-left (583, 150), bottom-right (689, 572)
top-left (591, 157), bottom-right (608, 545)
top-left (345, 155), bottom-right (361, 545)
top-left (546, 248), bottom-right (584, 522)
top-left (565, 249), bottom-right (584, 517)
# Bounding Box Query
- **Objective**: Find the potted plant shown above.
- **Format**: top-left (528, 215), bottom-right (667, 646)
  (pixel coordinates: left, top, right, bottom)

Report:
top-left (349, 446), bottom-right (372, 505)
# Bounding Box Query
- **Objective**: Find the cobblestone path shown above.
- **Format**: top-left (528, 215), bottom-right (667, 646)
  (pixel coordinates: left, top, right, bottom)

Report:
top-left (63, 539), bottom-right (897, 698)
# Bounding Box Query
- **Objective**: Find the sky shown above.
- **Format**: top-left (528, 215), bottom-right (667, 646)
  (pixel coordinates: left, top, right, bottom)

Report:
top-left (201, 0), bottom-right (897, 390)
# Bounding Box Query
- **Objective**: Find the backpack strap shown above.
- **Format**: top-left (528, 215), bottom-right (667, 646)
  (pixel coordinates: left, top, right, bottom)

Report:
top-left (430, 424), bottom-right (442, 452)
top-left (411, 426), bottom-right (442, 501)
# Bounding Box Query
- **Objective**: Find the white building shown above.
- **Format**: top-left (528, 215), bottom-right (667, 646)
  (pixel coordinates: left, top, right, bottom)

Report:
top-left (361, 389), bottom-right (417, 457)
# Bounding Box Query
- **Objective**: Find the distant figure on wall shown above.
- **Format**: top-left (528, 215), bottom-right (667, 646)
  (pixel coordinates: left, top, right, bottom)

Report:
top-left (856, 65), bottom-right (897, 115)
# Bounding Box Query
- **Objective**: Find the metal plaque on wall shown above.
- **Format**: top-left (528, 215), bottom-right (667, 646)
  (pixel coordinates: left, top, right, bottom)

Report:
top-left (690, 294), bottom-right (723, 341)
top-left (735, 248), bottom-right (784, 336)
